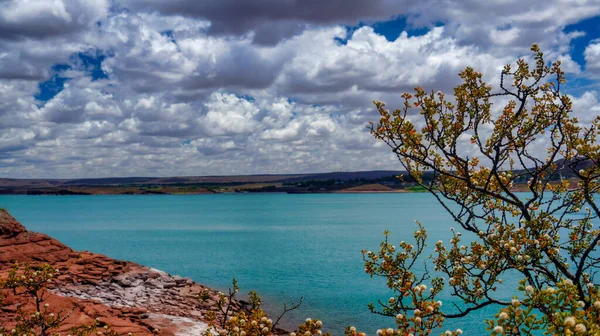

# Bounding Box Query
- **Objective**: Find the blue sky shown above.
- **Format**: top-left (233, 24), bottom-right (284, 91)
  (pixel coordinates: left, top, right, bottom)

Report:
top-left (1, 0), bottom-right (600, 178)
top-left (36, 52), bottom-right (109, 102)
top-left (565, 16), bottom-right (600, 67)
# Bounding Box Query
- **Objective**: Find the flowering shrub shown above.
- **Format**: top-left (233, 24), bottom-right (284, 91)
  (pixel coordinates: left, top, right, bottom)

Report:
top-left (369, 44), bottom-right (600, 334)
top-left (1, 263), bottom-right (70, 336)
top-left (0, 263), bottom-right (124, 336)
top-left (201, 279), bottom-right (330, 336)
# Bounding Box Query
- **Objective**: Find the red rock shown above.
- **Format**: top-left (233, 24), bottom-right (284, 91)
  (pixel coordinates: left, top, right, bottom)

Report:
top-left (0, 210), bottom-right (25, 237)
top-left (0, 210), bottom-right (242, 336)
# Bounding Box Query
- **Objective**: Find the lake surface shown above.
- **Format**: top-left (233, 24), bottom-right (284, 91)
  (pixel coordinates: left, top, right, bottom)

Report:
top-left (0, 194), bottom-right (514, 334)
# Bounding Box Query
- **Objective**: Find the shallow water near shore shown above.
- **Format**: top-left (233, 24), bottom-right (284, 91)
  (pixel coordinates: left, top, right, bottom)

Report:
top-left (1, 193), bottom-right (526, 334)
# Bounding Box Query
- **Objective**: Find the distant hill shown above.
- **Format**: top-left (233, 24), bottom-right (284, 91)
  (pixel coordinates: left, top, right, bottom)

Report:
top-left (0, 157), bottom-right (593, 195)
top-left (554, 158), bottom-right (596, 178)
top-left (0, 170), bottom-right (403, 195)
top-left (1, 170), bottom-right (401, 187)
top-left (276, 171), bottom-right (401, 183)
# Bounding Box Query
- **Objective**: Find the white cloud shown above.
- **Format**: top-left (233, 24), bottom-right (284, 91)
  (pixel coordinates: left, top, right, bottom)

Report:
top-left (585, 39), bottom-right (600, 75)
top-left (490, 27), bottom-right (521, 46)
top-left (28, 77), bottom-right (123, 123)
top-left (278, 26), bottom-right (511, 96)
top-left (572, 91), bottom-right (600, 124)
top-left (0, 0), bottom-right (109, 40)
top-left (201, 93), bottom-right (260, 136)
top-left (0, 0), bottom-right (598, 178)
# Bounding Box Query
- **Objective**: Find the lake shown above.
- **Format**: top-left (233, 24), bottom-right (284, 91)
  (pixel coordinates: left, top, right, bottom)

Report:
top-left (0, 193), bottom-right (517, 334)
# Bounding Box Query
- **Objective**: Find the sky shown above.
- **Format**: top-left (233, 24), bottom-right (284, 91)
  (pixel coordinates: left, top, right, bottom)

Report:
top-left (1, 0), bottom-right (600, 178)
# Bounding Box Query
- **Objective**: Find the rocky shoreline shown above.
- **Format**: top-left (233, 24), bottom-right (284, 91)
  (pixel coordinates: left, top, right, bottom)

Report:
top-left (0, 210), bottom-right (243, 335)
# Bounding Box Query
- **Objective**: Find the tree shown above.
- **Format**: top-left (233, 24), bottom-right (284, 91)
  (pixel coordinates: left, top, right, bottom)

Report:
top-left (367, 44), bottom-right (600, 335)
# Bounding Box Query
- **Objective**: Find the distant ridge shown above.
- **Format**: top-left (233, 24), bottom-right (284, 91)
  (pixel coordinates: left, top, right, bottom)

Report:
top-left (0, 158), bottom-right (590, 195)
top-left (0, 170), bottom-right (402, 187)
top-left (0, 170), bottom-right (404, 194)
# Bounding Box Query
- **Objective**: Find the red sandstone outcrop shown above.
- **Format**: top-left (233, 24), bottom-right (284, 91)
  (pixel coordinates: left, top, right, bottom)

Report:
top-left (0, 210), bottom-right (242, 336)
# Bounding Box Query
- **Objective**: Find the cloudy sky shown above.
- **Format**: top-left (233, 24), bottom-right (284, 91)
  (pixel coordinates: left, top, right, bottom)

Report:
top-left (1, 0), bottom-right (600, 178)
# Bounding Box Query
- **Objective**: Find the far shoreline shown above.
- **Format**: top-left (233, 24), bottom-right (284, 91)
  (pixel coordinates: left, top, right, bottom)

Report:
top-left (0, 190), bottom-right (419, 195)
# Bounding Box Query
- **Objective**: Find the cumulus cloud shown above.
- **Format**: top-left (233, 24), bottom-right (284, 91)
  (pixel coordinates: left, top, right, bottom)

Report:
top-left (29, 76), bottom-right (123, 123)
top-left (585, 39), bottom-right (600, 75)
top-left (120, 0), bottom-right (409, 44)
top-left (408, 0), bottom-right (600, 49)
top-left (0, 0), bottom-right (599, 178)
top-left (572, 91), bottom-right (600, 124)
top-left (121, 0), bottom-right (600, 47)
top-left (0, 0), bottom-right (110, 86)
top-left (0, 0), bottom-right (109, 41)
top-left (201, 93), bottom-right (261, 136)
top-left (277, 26), bottom-right (511, 100)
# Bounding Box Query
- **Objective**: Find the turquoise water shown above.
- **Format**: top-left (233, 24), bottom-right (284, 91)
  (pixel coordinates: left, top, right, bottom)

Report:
top-left (0, 194), bottom-right (509, 334)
